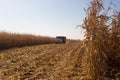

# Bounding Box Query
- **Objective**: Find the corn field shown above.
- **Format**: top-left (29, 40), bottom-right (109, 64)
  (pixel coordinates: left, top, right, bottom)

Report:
top-left (0, 32), bottom-right (55, 50)
top-left (80, 0), bottom-right (120, 79)
top-left (0, 0), bottom-right (120, 80)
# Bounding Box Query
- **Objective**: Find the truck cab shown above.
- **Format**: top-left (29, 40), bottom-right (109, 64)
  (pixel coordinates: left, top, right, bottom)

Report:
top-left (55, 36), bottom-right (66, 44)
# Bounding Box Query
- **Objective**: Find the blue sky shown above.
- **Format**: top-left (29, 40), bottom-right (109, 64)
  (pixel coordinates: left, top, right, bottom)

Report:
top-left (0, 0), bottom-right (120, 40)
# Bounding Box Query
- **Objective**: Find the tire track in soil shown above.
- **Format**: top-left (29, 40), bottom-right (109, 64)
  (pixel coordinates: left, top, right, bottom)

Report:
top-left (70, 46), bottom-right (84, 80)
top-left (29, 43), bottom-right (78, 80)
top-left (48, 44), bottom-right (81, 80)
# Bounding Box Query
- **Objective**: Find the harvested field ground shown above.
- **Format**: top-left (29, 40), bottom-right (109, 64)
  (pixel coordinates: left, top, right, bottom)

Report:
top-left (0, 42), bottom-right (83, 80)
